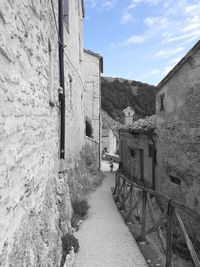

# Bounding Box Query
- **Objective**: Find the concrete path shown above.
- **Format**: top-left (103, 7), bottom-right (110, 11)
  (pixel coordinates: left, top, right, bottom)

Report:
top-left (74, 161), bottom-right (148, 267)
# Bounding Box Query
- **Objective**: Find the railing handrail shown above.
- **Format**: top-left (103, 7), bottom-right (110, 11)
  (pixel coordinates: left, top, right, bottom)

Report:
top-left (114, 170), bottom-right (200, 267)
top-left (118, 171), bottom-right (200, 221)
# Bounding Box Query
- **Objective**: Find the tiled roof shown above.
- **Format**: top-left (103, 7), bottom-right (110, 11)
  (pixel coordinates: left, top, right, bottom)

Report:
top-left (120, 115), bottom-right (157, 134)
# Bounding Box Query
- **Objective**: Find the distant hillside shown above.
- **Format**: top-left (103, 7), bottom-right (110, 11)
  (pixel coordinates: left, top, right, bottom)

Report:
top-left (101, 77), bottom-right (156, 123)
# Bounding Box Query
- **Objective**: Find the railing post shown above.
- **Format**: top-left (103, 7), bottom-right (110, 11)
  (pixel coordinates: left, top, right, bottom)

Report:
top-left (120, 178), bottom-right (126, 210)
top-left (126, 184), bottom-right (133, 222)
top-left (139, 188), bottom-right (147, 242)
top-left (113, 171), bottom-right (119, 196)
top-left (166, 201), bottom-right (174, 267)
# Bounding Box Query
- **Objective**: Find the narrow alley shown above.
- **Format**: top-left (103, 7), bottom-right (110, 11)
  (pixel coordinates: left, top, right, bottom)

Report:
top-left (74, 161), bottom-right (148, 267)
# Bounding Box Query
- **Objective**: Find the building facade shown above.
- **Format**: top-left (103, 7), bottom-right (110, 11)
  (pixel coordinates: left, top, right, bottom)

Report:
top-left (83, 50), bottom-right (103, 167)
top-left (119, 116), bottom-right (157, 188)
top-left (155, 41), bottom-right (200, 210)
top-left (119, 41), bottom-right (200, 212)
top-left (102, 128), bottom-right (117, 155)
top-left (0, 0), bottom-right (101, 265)
top-left (123, 106), bottom-right (135, 126)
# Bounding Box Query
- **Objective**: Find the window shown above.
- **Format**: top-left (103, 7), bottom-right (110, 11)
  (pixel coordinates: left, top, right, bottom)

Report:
top-left (148, 144), bottom-right (153, 158)
top-left (169, 175), bottom-right (181, 185)
top-left (86, 120), bottom-right (92, 138)
top-left (160, 93), bottom-right (165, 111)
top-left (63, 0), bottom-right (69, 31)
top-left (129, 147), bottom-right (136, 157)
top-left (148, 144), bottom-right (157, 163)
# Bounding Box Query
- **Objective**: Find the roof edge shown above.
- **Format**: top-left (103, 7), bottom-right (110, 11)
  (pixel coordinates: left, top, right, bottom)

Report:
top-left (84, 49), bottom-right (103, 73)
top-left (156, 40), bottom-right (200, 93)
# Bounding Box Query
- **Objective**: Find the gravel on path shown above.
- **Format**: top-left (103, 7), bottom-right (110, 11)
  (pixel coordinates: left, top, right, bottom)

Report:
top-left (74, 161), bottom-right (148, 267)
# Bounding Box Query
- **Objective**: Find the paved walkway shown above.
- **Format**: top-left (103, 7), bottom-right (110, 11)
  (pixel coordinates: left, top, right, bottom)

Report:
top-left (74, 161), bottom-right (148, 267)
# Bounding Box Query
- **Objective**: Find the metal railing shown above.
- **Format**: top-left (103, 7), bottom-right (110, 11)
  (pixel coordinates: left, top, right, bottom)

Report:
top-left (113, 170), bottom-right (200, 267)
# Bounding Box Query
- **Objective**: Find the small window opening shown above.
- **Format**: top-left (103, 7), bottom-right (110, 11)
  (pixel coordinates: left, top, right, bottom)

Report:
top-left (86, 120), bottom-right (92, 138)
top-left (160, 93), bottom-right (165, 111)
top-left (169, 175), bottom-right (181, 185)
top-left (148, 144), bottom-right (153, 158)
top-left (129, 147), bottom-right (136, 157)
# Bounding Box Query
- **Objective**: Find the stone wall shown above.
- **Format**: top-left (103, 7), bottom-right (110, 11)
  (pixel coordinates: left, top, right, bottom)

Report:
top-left (83, 50), bottom-right (101, 166)
top-left (155, 49), bottom-right (200, 211)
top-left (0, 0), bottom-right (94, 265)
top-left (120, 130), bottom-right (154, 186)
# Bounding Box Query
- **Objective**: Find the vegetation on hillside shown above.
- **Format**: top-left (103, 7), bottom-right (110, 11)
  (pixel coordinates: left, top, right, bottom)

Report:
top-left (101, 77), bottom-right (156, 123)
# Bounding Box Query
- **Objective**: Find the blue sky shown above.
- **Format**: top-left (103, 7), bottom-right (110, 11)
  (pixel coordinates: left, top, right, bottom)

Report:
top-left (83, 0), bottom-right (200, 85)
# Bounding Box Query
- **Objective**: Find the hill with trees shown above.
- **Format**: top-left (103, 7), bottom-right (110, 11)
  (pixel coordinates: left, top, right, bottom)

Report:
top-left (101, 77), bottom-right (156, 123)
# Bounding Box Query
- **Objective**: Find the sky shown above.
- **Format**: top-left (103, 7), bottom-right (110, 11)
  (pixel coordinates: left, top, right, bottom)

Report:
top-left (83, 0), bottom-right (200, 85)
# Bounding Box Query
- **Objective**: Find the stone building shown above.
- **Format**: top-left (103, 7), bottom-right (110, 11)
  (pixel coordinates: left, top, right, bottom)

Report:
top-left (83, 50), bottom-right (103, 167)
top-left (102, 128), bottom-right (117, 155)
top-left (155, 40), bottom-right (200, 210)
top-left (119, 116), bottom-right (157, 188)
top-left (0, 0), bottom-right (102, 265)
top-left (123, 106), bottom-right (135, 125)
top-left (119, 41), bottom-right (200, 212)
top-left (101, 109), bottom-right (121, 156)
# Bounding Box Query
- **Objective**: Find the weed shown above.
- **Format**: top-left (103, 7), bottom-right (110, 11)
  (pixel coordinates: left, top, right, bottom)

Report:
top-left (71, 199), bottom-right (89, 230)
top-left (60, 233), bottom-right (79, 267)
top-left (72, 199), bottom-right (89, 218)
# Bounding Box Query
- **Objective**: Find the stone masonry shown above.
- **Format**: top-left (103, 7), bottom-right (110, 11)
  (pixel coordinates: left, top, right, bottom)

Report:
top-left (83, 50), bottom-right (103, 167)
top-left (0, 0), bottom-right (100, 266)
top-left (155, 41), bottom-right (200, 211)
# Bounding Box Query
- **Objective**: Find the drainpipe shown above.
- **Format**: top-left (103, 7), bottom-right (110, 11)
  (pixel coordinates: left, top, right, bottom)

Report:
top-left (58, 0), bottom-right (65, 160)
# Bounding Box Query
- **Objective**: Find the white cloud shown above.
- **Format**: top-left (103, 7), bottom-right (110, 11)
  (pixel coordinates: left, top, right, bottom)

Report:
top-left (110, 35), bottom-right (146, 48)
top-left (163, 29), bottom-right (200, 44)
top-left (144, 17), bottom-right (169, 29)
top-left (155, 47), bottom-right (184, 58)
top-left (101, 0), bottom-right (116, 9)
top-left (168, 56), bottom-right (182, 65)
top-left (85, 0), bottom-right (116, 9)
top-left (162, 64), bottom-right (175, 75)
top-left (120, 12), bottom-right (132, 24)
top-left (120, 0), bottom-right (161, 25)
top-left (85, 0), bottom-right (98, 8)
top-left (145, 69), bottom-right (161, 76)
top-left (125, 35), bottom-right (146, 45)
